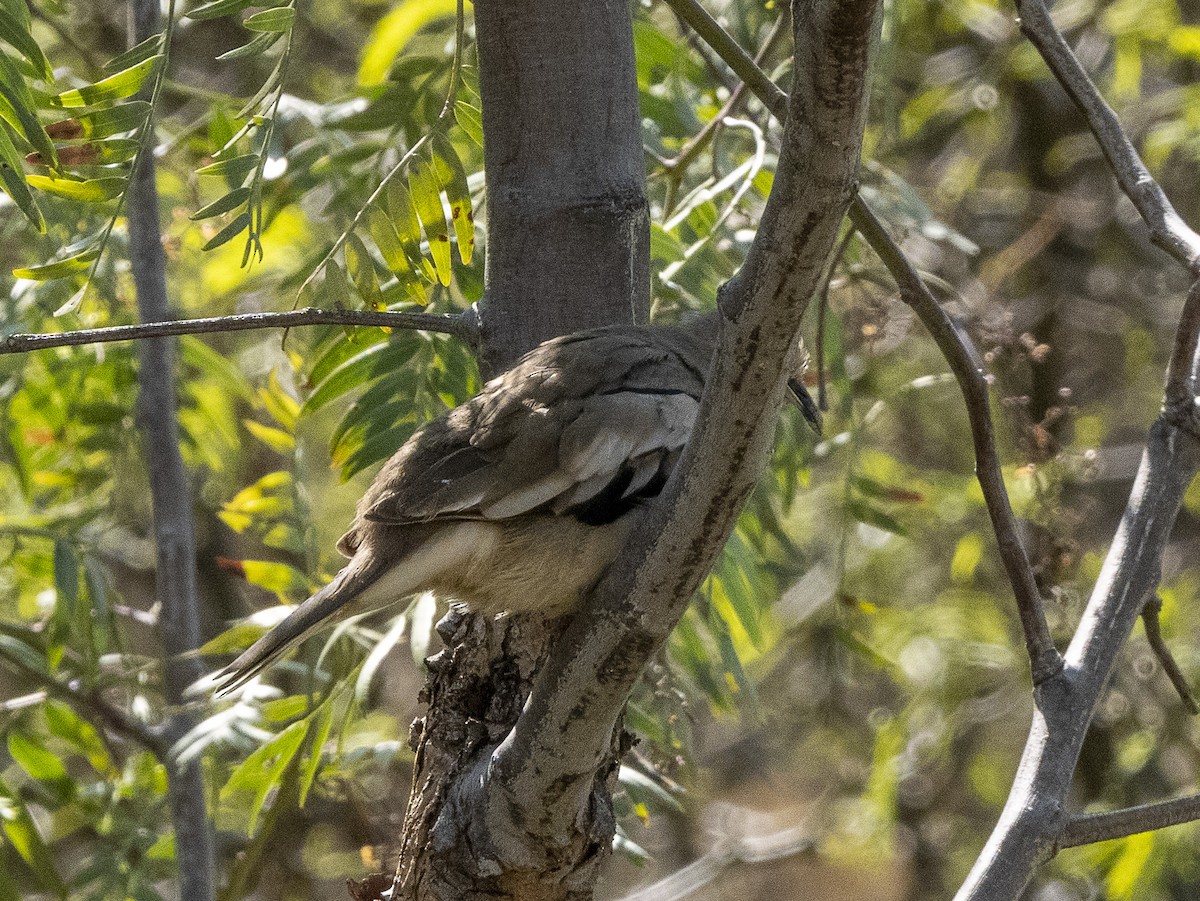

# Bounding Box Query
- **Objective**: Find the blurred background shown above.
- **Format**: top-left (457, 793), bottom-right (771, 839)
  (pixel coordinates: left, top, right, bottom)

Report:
top-left (2, 0), bottom-right (1200, 898)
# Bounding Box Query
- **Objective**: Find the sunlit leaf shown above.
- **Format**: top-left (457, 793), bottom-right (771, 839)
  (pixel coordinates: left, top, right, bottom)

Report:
top-left (357, 0), bottom-right (458, 87)
top-left (201, 211), bottom-right (251, 251)
top-left (51, 55), bottom-right (163, 108)
top-left (221, 720), bottom-right (308, 836)
top-left (432, 134), bottom-right (474, 264)
top-left (191, 186), bottom-right (250, 220)
top-left (408, 157), bottom-right (451, 286)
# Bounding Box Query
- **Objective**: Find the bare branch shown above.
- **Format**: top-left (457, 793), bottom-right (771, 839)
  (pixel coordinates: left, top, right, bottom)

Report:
top-left (1015, 0), bottom-right (1200, 272)
top-left (1058, 794), bottom-right (1200, 849)
top-left (849, 196), bottom-right (1063, 684)
top-left (1165, 280), bottom-right (1200, 412)
top-left (660, 0), bottom-right (788, 121)
top-left (618, 804), bottom-right (816, 901)
top-left (1142, 594), bottom-right (1200, 714)
top-left (0, 307), bottom-right (476, 355)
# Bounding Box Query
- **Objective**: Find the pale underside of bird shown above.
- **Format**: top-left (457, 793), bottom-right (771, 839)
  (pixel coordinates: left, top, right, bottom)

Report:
top-left (209, 315), bottom-right (818, 696)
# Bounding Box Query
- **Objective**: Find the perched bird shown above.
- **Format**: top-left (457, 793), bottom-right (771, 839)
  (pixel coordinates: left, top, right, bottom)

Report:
top-left (210, 313), bottom-right (820, 696)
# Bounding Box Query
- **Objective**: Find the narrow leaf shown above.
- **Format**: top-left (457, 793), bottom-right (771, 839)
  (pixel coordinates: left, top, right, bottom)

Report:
top-left (345, 231), bottom-right (384, 309)
top-left (407, 158), bottom-right (451, 285)
top-left (216, 30), bottom-right (282, 61)
top-left (13, 245), bottom-right (98, 280)
top-left (0, 9), bottom-right (52, 80)
top-left (104, 33), bottom-right (164, 72)
top-left (201, 210), bottom-right (251, 251)
top-left (51, 55), bottom-right (163, 108)
top-left (190, 186), bottom-right (249, 220)
top-left (195, 153), bottom-right (258, 180)
top-left (244, 7), bottom-right (295, 32)
top-left (186, 0), bottom-right (254, 19)
top-left (454, 100), bottom-right (483, 147)
top-left (432, 134), bottom-right (474, 264)
top-left (0, 125), bottom-right (42, 230)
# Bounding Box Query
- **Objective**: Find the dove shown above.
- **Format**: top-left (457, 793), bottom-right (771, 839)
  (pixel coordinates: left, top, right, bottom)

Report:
top-left (210, 312), bottom-right (819, 695)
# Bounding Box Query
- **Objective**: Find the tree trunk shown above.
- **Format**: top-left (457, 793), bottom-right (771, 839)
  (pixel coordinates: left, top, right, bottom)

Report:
top-left (389, 1), bottom-right (648, 898)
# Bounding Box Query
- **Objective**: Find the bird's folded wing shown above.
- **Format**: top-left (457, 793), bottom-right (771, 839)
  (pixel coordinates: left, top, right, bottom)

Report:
top-left (362, 389), bottom-right (699, 526)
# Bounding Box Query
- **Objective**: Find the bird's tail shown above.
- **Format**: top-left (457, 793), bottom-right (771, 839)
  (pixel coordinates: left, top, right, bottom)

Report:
top-left (209, 552), bottom-right (387, 698)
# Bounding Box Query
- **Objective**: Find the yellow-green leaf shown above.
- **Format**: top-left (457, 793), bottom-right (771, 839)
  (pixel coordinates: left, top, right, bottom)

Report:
top-left (51, 55), bottom-right (163, 108)
top-left (191, 186), bottom-right (250, 220)
top-left (202, 211), bottom-right (251, 251)
top-left (357, 0), bottom-right (458, 87)
top-left (408, 157), bottom-right (451, 286)
top-left (432, 134), bottom-right (474, 264)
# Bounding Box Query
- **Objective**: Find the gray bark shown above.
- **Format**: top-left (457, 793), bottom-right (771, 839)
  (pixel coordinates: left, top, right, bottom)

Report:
top-left (127, 3), bottom-right (215, 900)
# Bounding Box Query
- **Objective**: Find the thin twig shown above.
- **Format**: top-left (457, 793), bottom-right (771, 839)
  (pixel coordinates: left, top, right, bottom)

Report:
top-left (660, 11), bottom-right (788, 178)
top-left (1141, 594), bottom-right (1199, 714)
top-left (1165, 279), bottom-right (1200, 414)
top-left (1058, 793), bottom-right (1200, 849)
top-left (815, 228), bottom-right (855, 412)
top-left (0, 308), bottom-right (476, 355)
top-left (661, 0), bottom-right (788, 122)
top-left (1015, 0), bottom-right (1200, 272)
top-left (848, 196), bottom-right (1063, 684)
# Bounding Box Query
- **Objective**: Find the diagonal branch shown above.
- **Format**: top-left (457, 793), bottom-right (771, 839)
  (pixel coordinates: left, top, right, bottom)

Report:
top-left (1058, 793), bottom-right (1200, 849)
top-left (1014, 0), bottom-right (1200, 272)
top-left (483, 0), bottom-right (883, 863)
top-left (848, 197), bottom-right (1062, 684)
top-left (0, 308), bottom-right (476, 355)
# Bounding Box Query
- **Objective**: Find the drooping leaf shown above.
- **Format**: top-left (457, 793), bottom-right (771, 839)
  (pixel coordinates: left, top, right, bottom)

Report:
top-left (13, 244), bottom-right (99, 281)
top-left (408, 156), bottom-right (451, 285)
top-left (431, 133), bottom-right (474, 264)
top-left (0, 8), bottom-right (52, 80)
top-left (190, 186), bottom-right (250, 220)
top-left (357, 0), bottom-right (458, 87)
top-left (454, 100), bottom-right (483, 146)
top-left (244, 7), bottom-right (295, 32)
top-left (201, 211), bottom-right (252, 251)
top-left (220, 720), bottom-right (308, 836)
top-left (216, 30), bottom-right (282, 61)
top-left (51, 55), bottom-right (163, 108)
top-left (104, 33), bottom-right (164, 72)
top-left (195, 153), bottom-right (259, 180)
top-left (0, 123), bottom-right (43, 230)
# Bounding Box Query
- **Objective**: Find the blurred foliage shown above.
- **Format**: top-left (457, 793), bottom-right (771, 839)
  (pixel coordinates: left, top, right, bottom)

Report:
top-left (0, 0), bottom-right (1199, 899)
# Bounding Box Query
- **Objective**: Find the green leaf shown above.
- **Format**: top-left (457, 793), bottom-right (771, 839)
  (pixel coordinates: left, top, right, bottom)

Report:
top-left (51, 55), bottom-right (163, 108)
top-left (44, 700), bottom-right (111, 773)
top-left (13, 244), bottom-right (99, 281)
top-left (104, 33), bottom-right (164, 73)
top-left (345, 231), bottom-right (384, 309)
top-left (244, 7), bottom-right (295, 32)
top-left (45, 101), bottom-right (151, 141)
top-left (195, 153), bottom-right (258, 180)
top-left (847, 498), bottom-right (908, 536)
top-left (7, 731), bottom-right (69, 786)
top-left (201, 210), bottom-right (251, 251)
top-left (190, 186), bottom-right (250, 220)
top-left (52, 539), bottom-right (78, 630)
top-left (221, 720), bottom-right (308, 836)
top-left (186, 0), bottom-right (254, 19)
top-left (408, 157), bottom-right (451, 286)
top-left (454, 100), bottom-right (483, 147)
top-left (0, 778), bottom-right (65, 896)
top-left (298, 696), bottom-right (336, 806)
top-left (432, 134), bottom-right (474, 265)
top-left (0, 51), bottom-right (55, 167)
top-left (243, 418), bottom-right (295, 453)
top-left (357, 0), bottom-right (458, 87)
top-left (302, 335), bottom-right (420, 415)
top-left (307, 330), bottom-right (388, 389)
top-left (216, 30), bottom-right (282, 61)
top-left (238, 560), bottom-right (308, 598)
top-left (0, 9), bottom-right (52, 80)
top-left (0, 124), bottom-right (43, 231)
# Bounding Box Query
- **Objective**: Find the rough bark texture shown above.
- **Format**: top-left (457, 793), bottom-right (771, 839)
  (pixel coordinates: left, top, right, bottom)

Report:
top-left (389, 0), bottom-right (650, 898)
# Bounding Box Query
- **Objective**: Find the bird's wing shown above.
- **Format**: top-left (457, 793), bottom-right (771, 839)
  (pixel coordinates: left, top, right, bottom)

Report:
top-left (342, 330), bottom-right (705, 542)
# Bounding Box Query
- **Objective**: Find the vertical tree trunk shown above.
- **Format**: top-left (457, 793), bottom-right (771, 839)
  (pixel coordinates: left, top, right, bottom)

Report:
top-left (127, 4), bottom-right (216, 901)
top-left (389, 1), bottom-right (648, 898)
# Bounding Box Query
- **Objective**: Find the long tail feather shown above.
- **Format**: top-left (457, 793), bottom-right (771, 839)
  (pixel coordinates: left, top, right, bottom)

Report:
top-left (210, 553), bottom-right (386, 698)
